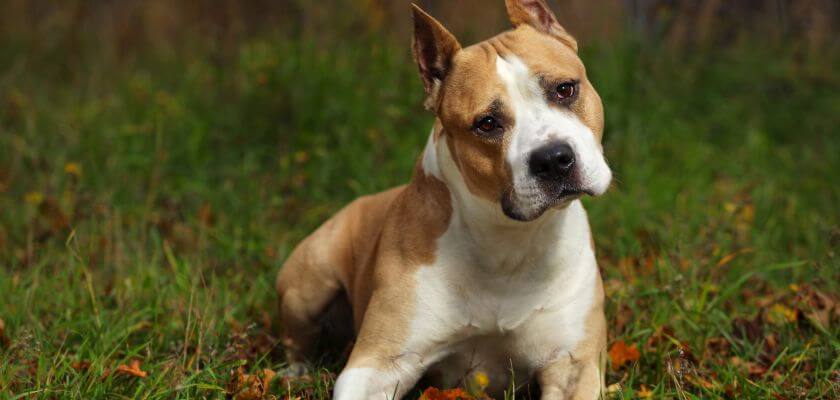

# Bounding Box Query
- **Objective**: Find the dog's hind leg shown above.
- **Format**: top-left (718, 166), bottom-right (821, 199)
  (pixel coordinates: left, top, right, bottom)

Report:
top-left (276, 218), bottom-right (349, 365)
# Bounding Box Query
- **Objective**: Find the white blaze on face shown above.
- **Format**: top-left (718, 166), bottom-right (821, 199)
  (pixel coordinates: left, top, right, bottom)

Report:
top-left (495, 55), bottom-right (611, 218)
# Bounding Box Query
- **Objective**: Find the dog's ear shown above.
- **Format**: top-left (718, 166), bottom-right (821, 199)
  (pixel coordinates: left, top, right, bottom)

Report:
top-left (411, 4), bottom-right (461, 111)
top-left (504, 0), bottom-right (578, 52)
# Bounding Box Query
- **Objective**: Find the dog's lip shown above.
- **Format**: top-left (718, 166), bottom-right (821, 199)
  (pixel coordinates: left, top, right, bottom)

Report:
top-left (556, 188), bottom-right (590, 199)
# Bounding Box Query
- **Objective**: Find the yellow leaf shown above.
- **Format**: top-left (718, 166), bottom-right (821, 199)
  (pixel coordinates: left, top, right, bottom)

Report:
top-left (24, 191), bottom-right (43, 205)
top-left (473, 371), bottom-right (489, 389)
top-left (715, 248), bottom-right (753, 268)
top-left (638, 385), bottom-right (653, 398)
top-left (605, 383), bottom-right (622, 394)
top-left (64, 162), bottom-right (82, 176)
top-left (768, 304), bottom-right (797, 324)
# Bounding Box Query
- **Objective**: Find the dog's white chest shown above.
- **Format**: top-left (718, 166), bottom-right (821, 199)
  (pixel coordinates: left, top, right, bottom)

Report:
top-left (403, 200), bottom-right (598, 384)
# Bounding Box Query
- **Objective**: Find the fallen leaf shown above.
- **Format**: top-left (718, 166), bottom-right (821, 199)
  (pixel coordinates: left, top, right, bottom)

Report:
top-left (715, 248), bottom-right (753, 268)
top-left (764, 333), bottom-right (778, 352)
top-left (703, 337), bottom-right (730, 363)
top-left (609, 340), bottom-right (640, 370)
top-left (293, 151), bottom-right (309, 164)
top-left (0, 319), bottom-right (8, 347)
top-left (419, 387), bottom-right (474, 400)
top-left (64, 162), bottom-right (82, 177)
top-left (39, 197), bottom-right (69, 231)
top-left (115, 359), bottom-right (147, 378)
top-left (464, 370), bottom-right (490, 398)
top-left (230, 367), bottom-right (277, 400)
top-left (24, 191), bottom-right (43, 205)
top-left (638, 385), bottom-right (653, 398)
top-left (767, 304), bottom-right (798, 324)
top-left (796, 285), bottom-right (838, 329)
top-left (730, 357), bottom-right (769, 378)
top-left (687, 375), bottom-right (717, 390)
top-left (473, 371), bottom-right (489, 389)
top-left (71, 360), bottom-right (91, 371)
top-left (198, 203), bottom-right (214, 227)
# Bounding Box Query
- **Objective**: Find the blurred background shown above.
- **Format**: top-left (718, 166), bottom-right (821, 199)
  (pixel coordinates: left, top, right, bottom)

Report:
top-left (0, 0), bottom-right (838, 398)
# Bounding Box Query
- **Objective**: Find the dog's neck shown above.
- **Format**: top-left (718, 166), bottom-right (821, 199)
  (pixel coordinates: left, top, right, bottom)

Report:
top-left (420, 123), bottom-right (572, 272)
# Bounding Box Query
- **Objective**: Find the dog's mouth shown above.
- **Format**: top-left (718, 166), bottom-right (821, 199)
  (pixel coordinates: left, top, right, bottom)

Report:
top-left (501, 186), bottom-right (594, 222)
top-left (555, 188), bottom-right (588, 200)
top-left (545, 187), bottom-right (591, 209)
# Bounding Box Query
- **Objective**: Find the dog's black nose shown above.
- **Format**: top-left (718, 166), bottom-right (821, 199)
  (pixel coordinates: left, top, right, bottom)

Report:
top-left (529, 142), bottom-right (576, 181)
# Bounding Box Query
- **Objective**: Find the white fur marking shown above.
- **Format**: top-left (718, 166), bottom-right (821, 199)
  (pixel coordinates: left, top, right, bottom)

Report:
top-left (334, 367), bottom-right (406, 400)
top-left (422, 127), bottom-right (442, 179)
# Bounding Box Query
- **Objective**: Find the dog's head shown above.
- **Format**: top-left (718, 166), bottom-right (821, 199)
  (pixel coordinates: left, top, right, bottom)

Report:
top-left (414, 0), bottom-right (611, 222)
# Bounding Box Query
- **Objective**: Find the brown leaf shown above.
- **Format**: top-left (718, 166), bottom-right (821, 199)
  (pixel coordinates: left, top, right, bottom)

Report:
top-left (198, 203), bottom-right (214, 227)
top-left (609, 340), bottom-right (640, 370)
top-left (705, 337), bottom-right (730, 355)
top-left (730, 357), bottom-right (769, 378)
top-left (0, 319), bottom-right (8, 347)
top-left (796, 285), bottom-right (838, 329)
top-left (64, 162), bottom-right (82, 177)
top-left (115, 359), bottom-right (148, 378)
top-left (764, 333), bottom-right (778, 353)
top-left (230, 367), bottom-right (277, 400)
top-left (678, 342), bottom-right (698, 365)
top-left (39, 197), bottom-right (69, 231)
top-left (71, 360), bottom-right (91, 371)
top-left (687, 375), bottom-right (717, 390)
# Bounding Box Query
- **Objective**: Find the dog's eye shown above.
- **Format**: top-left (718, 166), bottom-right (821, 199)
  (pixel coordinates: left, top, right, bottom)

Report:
top-left (553, 82), bottom-right (576, 102)
top-left (475, 116), bottom-right (498, 133)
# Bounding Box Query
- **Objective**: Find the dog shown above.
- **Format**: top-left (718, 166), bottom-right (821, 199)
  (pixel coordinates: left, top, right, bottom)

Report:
top-left (276, 1), bottom-right (612, 398)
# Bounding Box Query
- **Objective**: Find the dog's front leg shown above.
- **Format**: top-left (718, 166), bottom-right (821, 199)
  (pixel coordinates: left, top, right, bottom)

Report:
top-left (537, 353), bottom-right (604, 400)
top-left (333, 291), bottom-right (450, 400)
top-left (333, 358), bottom-right (424, 400)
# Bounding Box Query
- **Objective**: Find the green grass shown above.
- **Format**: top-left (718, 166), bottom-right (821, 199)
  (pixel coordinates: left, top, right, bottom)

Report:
top-left (1, 27), bottom-right (838, 399)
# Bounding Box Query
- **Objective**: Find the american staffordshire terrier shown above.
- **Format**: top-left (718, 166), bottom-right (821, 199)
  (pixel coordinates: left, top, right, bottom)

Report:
top-left (276, 1), bottom-right (612, 398)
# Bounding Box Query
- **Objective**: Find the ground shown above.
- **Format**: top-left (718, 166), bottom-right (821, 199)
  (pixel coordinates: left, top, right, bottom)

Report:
top-left (0, 26), bottom-right (838, 399)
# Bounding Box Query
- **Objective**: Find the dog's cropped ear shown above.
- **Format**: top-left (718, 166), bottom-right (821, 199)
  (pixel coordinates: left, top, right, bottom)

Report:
top-left (411, 4), bottom-right (461, 111)
top-left (505, 0), bottom-right (578, 52)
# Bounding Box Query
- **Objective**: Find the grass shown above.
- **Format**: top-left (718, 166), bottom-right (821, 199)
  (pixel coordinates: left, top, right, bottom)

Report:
top-left (1, 21), bottom-right (839, 400)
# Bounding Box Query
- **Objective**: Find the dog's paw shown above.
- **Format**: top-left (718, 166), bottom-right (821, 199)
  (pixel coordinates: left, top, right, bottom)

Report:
top-left (278, 361), bottom-right (312, 378)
